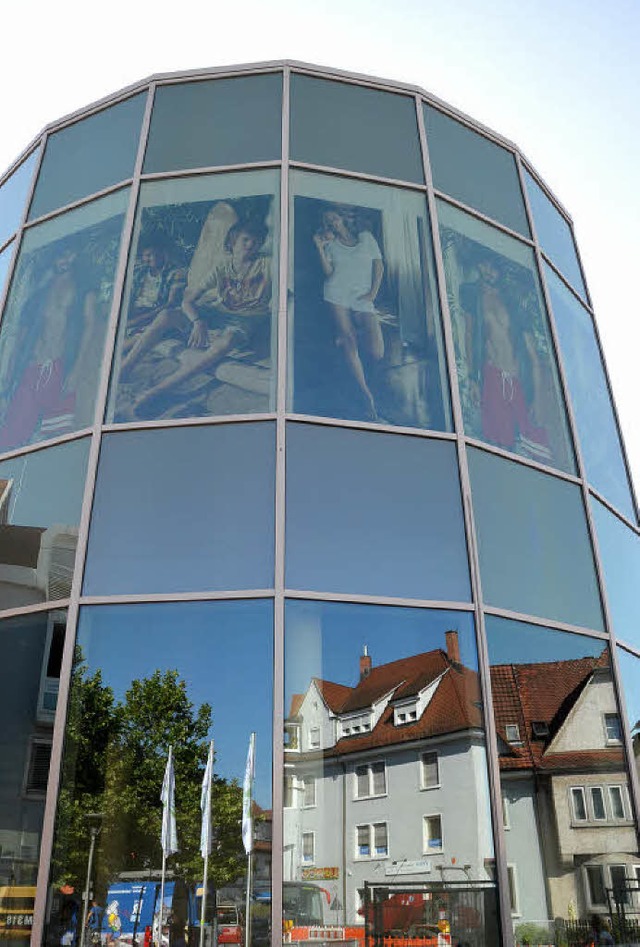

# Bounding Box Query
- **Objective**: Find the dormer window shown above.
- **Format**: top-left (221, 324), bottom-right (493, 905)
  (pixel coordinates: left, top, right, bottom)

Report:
top-left (505, 724), bottom-right (521, 744)
top-left (531, 721), bottom-right (549, 739)
top-left (394, 702), bottom-right (418, 726)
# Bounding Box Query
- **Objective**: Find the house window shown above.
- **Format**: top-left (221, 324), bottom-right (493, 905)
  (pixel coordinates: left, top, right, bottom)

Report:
top-left (302, 832), bottom-right (315, 864)
top-left (501, 793), bottom-right (510, 830)
top-left (303, 775), bottom-right (316, 808)
top-left (571, 787), bottom-right (587, 821)
top-left (590, 787), bottom-right (606, 821)
top-left (586, 865), bottom-right (606, 906)
top-left (610, 865), bottom-right (630, 905)
top-left (24, 739), bottom-right (52, 796)
top-left (423, 814), bottom-right (443, 853)
top-left (356, 823), bottom-right (388, 859)
top-left (604, 713), bottom-right (622, 744)
top-left (284, 775), bottom-right (295, 808)
top-left (355, 761), bottom-right (386, 799)
top-left (505, 724), bottom-right (521, 744)
top-left (507, 865), bottom-right (519, 916)
top-left (609, 786), bottom-right (626, 820)
top-left (285, 723), bottom-right (300, 751)
top-left (421, 752), bottom-right (439, 789)
top-left (309, 728), bottom-right (320, 749)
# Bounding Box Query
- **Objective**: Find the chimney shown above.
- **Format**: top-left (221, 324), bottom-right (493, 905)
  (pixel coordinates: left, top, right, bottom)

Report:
top-left (360, 645), bottom-right (372, 681)
top-left (445, 630), bottom-right (460, 664)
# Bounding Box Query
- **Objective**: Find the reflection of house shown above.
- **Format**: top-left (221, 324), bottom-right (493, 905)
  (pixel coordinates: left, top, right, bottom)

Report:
top-left (492, 654), bottom-right (637, 926)
top-left (284, 632), bottom-right (493, 924)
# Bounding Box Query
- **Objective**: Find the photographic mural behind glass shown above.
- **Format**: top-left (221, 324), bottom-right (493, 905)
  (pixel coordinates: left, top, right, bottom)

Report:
top-left (486, 617), bottom-right (639, 947)
top-left (289, 172), bottom-right (451, 430)
top-left (46, 600), bottom-right (273, 947)
top-left (284, 601), bottom-right (499, 947)
top-left (108, 171), bottom-right (279, 423)
top-left (0, 191), bottom-right (129, 454)
top-left (437, 200), bottom-right (574, 474)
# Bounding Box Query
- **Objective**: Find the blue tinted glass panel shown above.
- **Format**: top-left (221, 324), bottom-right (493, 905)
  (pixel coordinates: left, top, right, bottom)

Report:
top-left (469, 447), bottom-right (603, 630)
top-left (290, 74), bottom-right (424, 183)
top-left (0, 150), bottom-right (38, 247)
top-left (47, 599), bottom-right (272, 942)
top-left (84, 422), bottom-right (275, 594)
top-left (0, 190), bottom-right (129, 453)
top-left (424, 105), bottom-right (529, 236)
top-left (591, 497), bottom-right (640, 650)
top-left (144, 74), bottom-right (282, 172)
top-left (524, 170), bottom-right (586, 299)
top-left (289, 171), bottom-right (452, 430)
top-left (617, 646), bottom-right (640, 739)
top-left (438, 200), bottom-right (575, 473)
top-left (29, 94), bottom-right (144, 220)
top-left (0, 242), bottom-right (13, 301)
top-left (0, 438), bottom-right (89, 609)
top-left (286, 424), bottom-right (470, 600)
top-left (108, 171), bottom-right (279, 424)
top-left (547, 264), bottom-right (635, 521)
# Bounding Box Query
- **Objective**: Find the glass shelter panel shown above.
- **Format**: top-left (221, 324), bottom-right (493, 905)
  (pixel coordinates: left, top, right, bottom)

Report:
top-left (28, 95), bottom-right (145, 221)
top-left (468, 447), bottom-right (603, 631)
top-left (486, 616), bottom-right (638, 943)
top-left (591, 497), bottom-right (640, 651)
top-left (438, 200), bottom-right (574, 474)
top-left (284, 600), bottom-right (499, 945)
top-left (0, 610), bottom-right (67, 943)
top-left (616, 647), bottom-right (640, 768)
top-left (0, 150), bottom-right (38, 248)
top-left (46, 600), bottom-right (273, 947)
top-left (546, 263), bottom-right (635, 522)
top-left (0, 242), bottom-right (13, 302)
top-left (423, 105), bottom-right (530, 237)
top-left (0, 438), bottom-right (89, 611)
top-left (523, 170), bottom-right (587, 300)
top-left (83, 422), bottom-right (275, 595)
top-left (285, 423), bottom-right (470, 600)
top-left (143, 74), bottom-right (283, 173)
top-left (108, 171), bottom-right (279, 423)
top-left (289, 171), bottom-right (451, 429)
top-left (0, 190), bottom-right (129, 453)
top-left (290, 74), bottom-right (424, 184)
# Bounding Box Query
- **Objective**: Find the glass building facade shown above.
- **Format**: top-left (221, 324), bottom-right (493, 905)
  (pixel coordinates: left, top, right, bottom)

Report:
top-left (0, 63), bottom-right (638, 947)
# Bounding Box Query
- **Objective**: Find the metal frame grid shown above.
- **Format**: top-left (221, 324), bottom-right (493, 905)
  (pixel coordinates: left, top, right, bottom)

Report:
top-left (0, 61), bottom-right (632, 947)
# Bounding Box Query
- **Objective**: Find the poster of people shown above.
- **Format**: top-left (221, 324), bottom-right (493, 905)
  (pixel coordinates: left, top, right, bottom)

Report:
top-left (439, 207), bottom-right (574, 473)
top-left (110, 180), bottom-right (277, 423)
top-left (0, 203), bottom-right (125, 452)
top-left (290, 174), bottom-right (452, 432)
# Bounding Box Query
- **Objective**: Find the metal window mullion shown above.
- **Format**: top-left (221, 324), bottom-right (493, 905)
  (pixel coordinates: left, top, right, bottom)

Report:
top-left (30, 82), bottom-right (156, 947)
top-left (517, 149), bottom-right (640, 846)
top-left (271, 65), bottom-right (290, 947)
top-left (416, 95), bottom-right (514, 947)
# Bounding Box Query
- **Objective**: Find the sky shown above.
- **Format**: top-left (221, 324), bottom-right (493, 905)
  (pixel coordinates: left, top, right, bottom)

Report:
top-left (0, 0), bottom-right (638, 493)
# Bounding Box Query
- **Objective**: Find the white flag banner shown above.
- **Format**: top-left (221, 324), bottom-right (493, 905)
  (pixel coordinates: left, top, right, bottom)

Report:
top-left (160, 745), bottom-right (179, 856)
top-left (241, 732), bottom-right (255, 855)
top-left (200, 740), bottom-right (214, 858)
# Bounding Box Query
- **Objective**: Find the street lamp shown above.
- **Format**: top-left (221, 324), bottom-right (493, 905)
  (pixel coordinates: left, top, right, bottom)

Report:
top-left (79, 812), bottom-right (104, 947)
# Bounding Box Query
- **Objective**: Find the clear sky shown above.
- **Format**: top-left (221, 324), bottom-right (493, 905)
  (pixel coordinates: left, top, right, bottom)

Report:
top-left (1, 0), bottom-right (638, 493)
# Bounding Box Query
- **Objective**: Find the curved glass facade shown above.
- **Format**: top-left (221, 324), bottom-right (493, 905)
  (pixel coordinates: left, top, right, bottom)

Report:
top-left (0, 64), bottom-right (638, 947)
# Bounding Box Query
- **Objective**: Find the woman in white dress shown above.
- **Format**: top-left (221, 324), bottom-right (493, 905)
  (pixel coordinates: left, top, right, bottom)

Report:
top-left (313, 205), bottom-right (384, 420)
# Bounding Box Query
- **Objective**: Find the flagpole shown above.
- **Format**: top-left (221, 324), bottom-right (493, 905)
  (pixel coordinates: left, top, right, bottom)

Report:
top-left (200, 740), bottom-right (214, 947)
top-left (159, 745), bottom-right (178, 947)
top-left (158, 850), bottom-right (167, 947)
top-left (242, 733), bottom-right (256, 947)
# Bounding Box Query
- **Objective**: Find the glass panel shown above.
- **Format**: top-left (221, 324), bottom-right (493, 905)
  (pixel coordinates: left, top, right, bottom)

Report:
top-left (289, 171), bottom-right (451, 430)
top-left (290, 74), bottom-right (424, 184)
top-left (616, 647), bottom-right (640, 762)
top-left (83, 422), bottom-right (275, 595)
top-left (29, 95), bottom-right (144, 221)
top-left (108, 171), bottom-right (278, 423)
top-left (0, 241), bottom-right (13, 302)
top-left (284, 600), bottom-right (499, 945)
top-left (546, 263), bottom-right (635, 521)
top-left (424, 106), bottom-right (529, 236)
top-left (591, 497), bottom-right (640, 649)
top-left (524, 170), bottom-right (587, 299)
top-left (0, 150), bottom-right (38, 247)
top-left (286, 424), bottom-right (470, 600)
top-left (47, 600), bottom-right (272, 947)
top-left (0, 190), bottom-right (129, 453)
top-left (144, 74), bottom-right (282, 173)
top-left (486, 617), bottom-right (638, 941)
top-left (468, 447), bottom-right (603, 630)
top-left (0, 610), bottom-right (67, 944)
top-left (438, 199), bottom-right (574, 473)
top-left (0, 438), bottom-right (89, 610)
